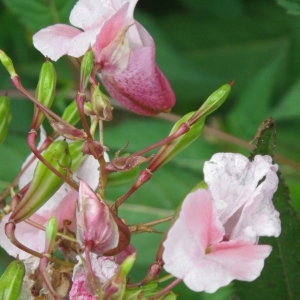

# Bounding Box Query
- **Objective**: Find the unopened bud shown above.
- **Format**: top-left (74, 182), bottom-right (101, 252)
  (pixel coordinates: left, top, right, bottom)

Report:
top-left (80, 50), bottom-right (94, 91)
top-left (91, 85), bottom-right (113, 120)
top-left (0, 95), bottom-right (12, 144)
top-left (11, 139), bottom-right (72, 223)
top-left (33, 61), bottom-right (57, 129)
top-left (45, 217), bottom-right (58, 253)
top-left (0, 260), bottom-right (25, 300)
top-left (0, 50), bottom-right (17, 77)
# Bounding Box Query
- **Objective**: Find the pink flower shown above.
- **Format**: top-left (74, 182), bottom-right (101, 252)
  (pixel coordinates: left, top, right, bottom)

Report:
top-left (33, 0), bottom-right (176, 115)
top-left (70, 253), bottom-right (119, 300)
top-left (163, 153), bottom-right (281, 293)
top-left (0, 129), bottom-right (99, 259)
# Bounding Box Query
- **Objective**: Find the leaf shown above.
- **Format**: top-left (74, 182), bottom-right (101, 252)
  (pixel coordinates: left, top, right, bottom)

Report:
top-left (271, 78), bottom-right (300, 120)
top-left (2, 0), bottom-right (77, 31)
top-left (227, 48), bottom-right (288, 140)
top-left (234, 118), bottom-right (300, 299)
top-left (276, 0), bottom-right (300, 15)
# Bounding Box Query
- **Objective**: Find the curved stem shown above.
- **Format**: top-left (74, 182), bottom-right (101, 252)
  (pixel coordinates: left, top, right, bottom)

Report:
top-left (152, 278), bottom-right (182, 300)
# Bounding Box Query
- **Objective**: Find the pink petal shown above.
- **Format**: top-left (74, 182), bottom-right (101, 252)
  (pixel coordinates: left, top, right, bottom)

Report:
top-left (204, 153), bottom-right (277, 225)
top-left (183, 240), bottom-right (272, 293)
top-left (163, 189), bottom-right (224, 279)
top-left (33, 24), bottom-right (82, 61)
top-left (100, 22), bottom-right (176, 115)
top-left (0, 213), bottom-right (46, 259)
top-left (93, 3), bottom-right (131, 73)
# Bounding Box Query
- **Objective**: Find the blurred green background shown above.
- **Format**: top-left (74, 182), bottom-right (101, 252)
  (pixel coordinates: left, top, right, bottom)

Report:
top-left (0, 0), bottom-right (300, 299)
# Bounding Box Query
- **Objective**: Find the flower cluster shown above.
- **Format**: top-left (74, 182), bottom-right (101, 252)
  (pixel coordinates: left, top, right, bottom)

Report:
top-left (0, 0), bottom-right (282, 299)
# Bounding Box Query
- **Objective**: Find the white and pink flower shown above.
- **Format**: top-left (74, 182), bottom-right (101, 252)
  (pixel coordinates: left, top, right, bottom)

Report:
top-left (33, 0), bottom-right (176, 115)
top-left (163, 153), bottom-right (281, 293)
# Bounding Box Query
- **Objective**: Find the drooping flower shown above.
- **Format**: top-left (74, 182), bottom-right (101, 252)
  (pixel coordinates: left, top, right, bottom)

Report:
top-left (163, 153), bottom-right (281, 293)
top-left (33, 0), bottom-right (176, 115)
top-left (0, 129), bottom-right (99, 259)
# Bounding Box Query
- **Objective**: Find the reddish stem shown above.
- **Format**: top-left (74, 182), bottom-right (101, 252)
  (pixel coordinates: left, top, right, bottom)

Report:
top-left (27, 130), bottom-right (79, 190)
top-left (5, 221), bottom-right (74, 267)
top-left (114, 169), bottom-right (152, 210)
top-left (39, 255), bottom-right (60, 300)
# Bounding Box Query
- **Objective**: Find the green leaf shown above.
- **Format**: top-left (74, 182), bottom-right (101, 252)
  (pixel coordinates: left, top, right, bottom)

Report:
top-left (227, 48), bottom-right (288, 140)
top-left (234, 118), bottom-right (300, 299)
top-left (271, 78), bottom-right (300, 120)
top-left (276, 0), bottom-right (300, 15)
top-left (2, 0), bottom-right (77, 31)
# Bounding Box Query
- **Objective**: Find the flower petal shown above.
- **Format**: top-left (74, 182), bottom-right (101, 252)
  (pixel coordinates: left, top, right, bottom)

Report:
top-left (100, 22), bottom-right (176, 115)
top-left (204, 153), bottom-right (277, 225)
top-left (183, 240), bottom-right (272, 293)
top-left (33, 24), bottom-right (82, 61)
top-left (163, 189), bottom-right (224, 279)
top-left (232, 156), bottom-right (280, 239)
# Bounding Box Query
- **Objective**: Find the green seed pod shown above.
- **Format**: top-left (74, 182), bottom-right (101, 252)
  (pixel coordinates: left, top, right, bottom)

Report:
top-left (45, 217), bottom-right (58, 253)
top-left (11, 140), bottom-right (72, 223)
top-left (61, 99), bottom-right (80, 126)
top-left (68, 140), bottom-right (86, 171)
top-left (0, 260), bottom-right (25, 300)
top-left (0, 95), bottom-right (12, 144)
top-left (80, 49), bottom-right (94, 91)
top-left (0, 50), bottom-right (17, 78)
top-left (189, 83), bottom-right (231, 125)
top-left (149, 84), bottom-right (232, 171)
top-left (149, 111), bottom-right (205, 171)
top-left (33, 61), bottom-right (57, 129)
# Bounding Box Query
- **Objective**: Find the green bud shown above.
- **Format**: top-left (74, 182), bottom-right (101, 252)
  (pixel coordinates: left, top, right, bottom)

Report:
top-left (0, 50), bottom-right (17, 78)
top-left (91, 86), bottom-right (113, 120)
top-left (149, 111), bottom-right (205, 171)
top-left (80, 50), bottom-right (94, 91)
top-left (33, 61), bottom-right (57, 129)
top-left (0, 260), bottom-right (25, 300)
top-left (61, 100), bottom-right (80, 126)
top-left (11, 140), bottom-right (72, 223)
top-left (45, 217), bottom-right (58, 253)
top-left (0, 95), bottom-right (12, 144)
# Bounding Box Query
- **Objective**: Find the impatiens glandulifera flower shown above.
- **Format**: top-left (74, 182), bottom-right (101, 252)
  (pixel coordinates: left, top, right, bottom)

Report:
top-left (33, 0), bottom-right (176, 116)
top-left (163, 153), bottom-right (281, 293)
top-left (0, 129), bottom-right (99, 259)
top-left (77, 180), bottom-right (130, 256)
top-left (0, 260), bottom-right (25, 300)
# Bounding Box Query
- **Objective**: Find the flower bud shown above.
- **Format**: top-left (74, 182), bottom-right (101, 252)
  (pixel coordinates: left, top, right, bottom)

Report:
top-left (61, 99), bottom-right (80, 126)
top-left (0, 260), bottom-right (25, 300)
top-left (77, 181), bottom-right (130, 255)
top-left (91, 85), bottom-right (113, 121)
top-left (45, 217), bottom-right (58, 254)
top-left (32, 61), bottom-right (57, 129)
top-left (0, 49), bottom-right (17, 77)
top-left (11, 139), bottom-right (72, 223)
top-left (0, 95), bottom-right (12, 144)
top-left (80, 49), bottom-right (94, 91)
